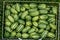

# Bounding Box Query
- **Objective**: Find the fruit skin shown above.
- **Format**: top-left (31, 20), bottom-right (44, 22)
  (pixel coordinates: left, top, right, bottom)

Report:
top-left (5, 20), bottom-right (11, 26)
top-left (29, 3), bottom-right (37, 8)
top-left (20, 7), bottom-right (25, 11)
top-left (11, 22), bottom-right (18, 30)
top-left (48, 14), bottom-right (55, 18)
top-left (23, 4), bottom-right (30, 9)
top-left (4, 31), bottom-right (10, 37)
top-left (18, 19), bottom-right (25, 25)
top-left (33, 22), bottom-right (38, 27)
top-left (8, 15), bottom-right (14, 22)
top-left (11, 31), bottom-right (16, 37)
top-left (22, 33), bottom-right (29, 38)
top-left (39, 10), bottom-right (48, 14)
top-left (5, 27), bottom-right (12, 32)
top-left (30, 32), bottom-right (40, 39)
top-left (6, 5), bottom-right (11, 10)
top-left (26, 21), bottom-right (32, 26)
top-left (39, 23), bottom-right (47, 29)
top-left (48, 18), bottom-right (55, 24)
top-left (30, 11), bottom-right (39, 16)
top-left (50, 24), bottom-right (56, 30)
top-left (32, 16), bottom-right (39, 21)
top-left (10, 8), bottom-right (17, 14)
top-left (41, 30), bottom-right (48, 38)
top-left (15, 3), bottom-right (20, 12)
top-left (21, 11), bottom-right (28, 19)
top-left (52, 6), bottom-right (57, 15)
top-left (12, 14), bottom-right (19, 21)
top-left (22, 26), bottom-right (31, 33)
top-left (33, 27), bottom-right (39, 32)
top-left (47, 32), bottom-right (55, 38)
top-left (31, 35), bottom-right (40, 39)
top-left (39, 15), bottom-right (48, 20)
top-left (28, 28), bottom-right (35, 33)
top-left (16, 24), bottom-right (24, 32)
top-left (16, 33), bottom-right (21, 38)
top-left (5, 10), bottom-right (10, 16)
top-left (25, 15), bottom-right (31, 21)
top-left (39, 20), bottom-right (48, 24)
top-left (38, 4), bottom-right (46, 9)
top-left (29, 8), bottom-right (37, 12)
top-left (38, 29), bottom-right (44, 33)
top-left (46, 25), bottom-right (50, 30)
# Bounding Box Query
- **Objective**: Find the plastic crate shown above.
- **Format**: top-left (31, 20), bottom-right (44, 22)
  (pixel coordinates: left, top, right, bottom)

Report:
top-left (4, 0), bottom-right (58, 2)
top-left (0, 1), bottom-right (3, 39)
top-left (2, 1), bottom-right (59, 40)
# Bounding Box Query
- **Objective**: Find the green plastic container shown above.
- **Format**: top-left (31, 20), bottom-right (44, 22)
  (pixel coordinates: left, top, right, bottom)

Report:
top-left (2, 1), bottom-right (60, 40)
top-left (0, 2), bottom-right (3, 39)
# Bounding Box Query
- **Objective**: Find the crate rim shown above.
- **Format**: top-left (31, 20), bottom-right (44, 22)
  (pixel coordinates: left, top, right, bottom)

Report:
top-left (3, 1), bottom-right (59, 3)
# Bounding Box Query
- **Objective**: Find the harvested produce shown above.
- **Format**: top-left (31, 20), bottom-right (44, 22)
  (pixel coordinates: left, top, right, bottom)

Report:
top-left (4, 3), bottom-right (57, 39)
